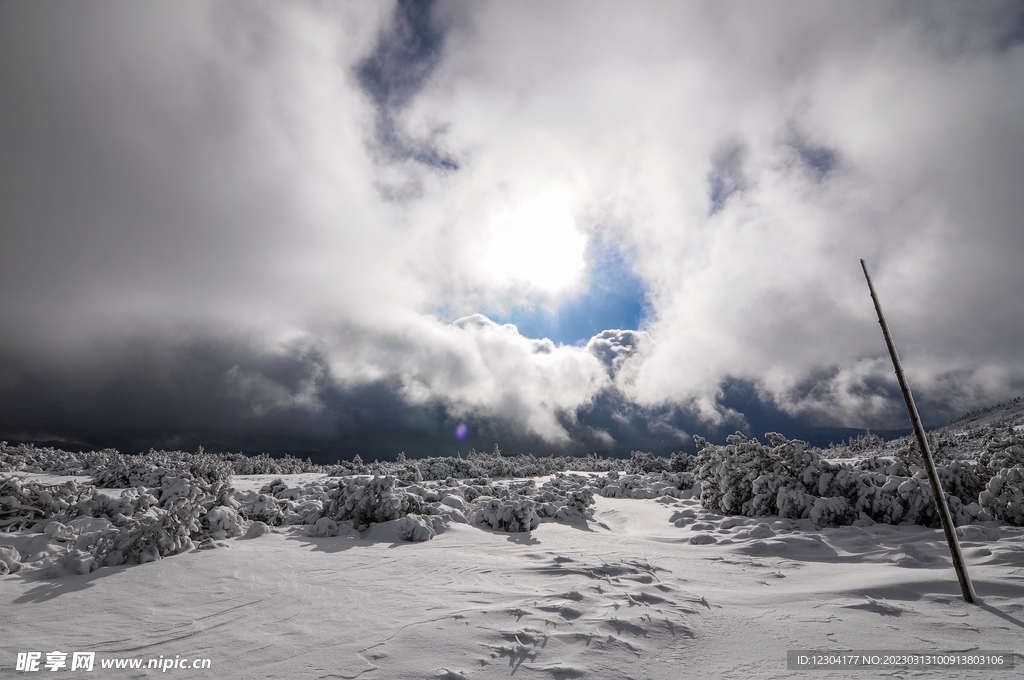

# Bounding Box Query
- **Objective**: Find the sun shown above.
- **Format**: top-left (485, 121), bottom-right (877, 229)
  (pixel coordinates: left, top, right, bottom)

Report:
top-left (479, 192), bottom-right (587, 293)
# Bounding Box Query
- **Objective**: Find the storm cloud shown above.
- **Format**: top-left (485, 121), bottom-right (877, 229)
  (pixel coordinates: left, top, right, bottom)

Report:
top-left (2, 1), bottom-right (1023, 459)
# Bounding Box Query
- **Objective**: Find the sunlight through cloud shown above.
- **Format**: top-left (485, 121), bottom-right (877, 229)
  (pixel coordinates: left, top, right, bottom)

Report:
top-left (479, 192), bottom-right (587, 294)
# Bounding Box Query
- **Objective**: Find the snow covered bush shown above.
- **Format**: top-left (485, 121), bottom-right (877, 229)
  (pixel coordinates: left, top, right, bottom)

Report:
top-left (0, 468), bottom-right (248, 570)
top-left (591, 467), bottom-right (698, 501)
top-left (84, 486), bottom-right (158, 522)
top-left (0, 442), bottom-right (324, 481)
top-left (89, 453), bottom-right (134, 487)
top-left (558, 488), bottom-right (595, 520)
top-left (321, 476), bottom-right (427, 531)
top-left (668, 451), bottom-right (698, 473)
top-left (0, 477), bottom-right (92, 531)
top-left (0, 544), bottom-right (23, 574)
top-left (626, 451), bottom-right (670, 474)
top-left (979, 467), bottom-right (1024, 525)
top-left (203, 506), bottom-right (243, 540)
top-left (694, 432), bottom-right (993, 528)
top-left (978, 434), bottom-right (1024, 473)
top-left (91, 497), bottom-right (203, 566)
top-left (75, 471), bottom-right (237, 566)
top-left (471, 497), bottom-right (540, 533)
top-left (236, 481), bottom-right (326, 527)
top-left (89, 449), bottom-right (232, 488)
top-left (695, 433), bottom-right (776, 515)
top-left (396, 515), bottom-right (445, 542)
top-left (308, 517), bottom-right (339, 537)
top-left (2, 439), bottom-right (636, 486)
top-left (525, 474), bottom-right (597, 521)
top-left (322, 446), bottom-right (627, 482)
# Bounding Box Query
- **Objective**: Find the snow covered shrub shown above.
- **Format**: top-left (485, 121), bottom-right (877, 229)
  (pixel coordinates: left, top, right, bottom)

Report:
top-left (186, 456), bottom-right (233, 486)
top-left (84, 486), bottom-right (159, 522)
top-left (284, 499), bottom-right (326, 526)
top-left (396, 515), bottom-right (444, 542)
top-left (700, 432), bottom-right (869, 523)
top-left (93, 496), bottom-right (203, 566)
top-left (42, 545), bottom-right (103, 576)
top-left (507, 479), bottom-right (537, 495)
top-left (244, 521), bottom-right (271, 538)
top-left (232, 480), bottom-right (322, 527)
top-left (327, 454), bottom-right (370, 476)
top-left (695, 433), bottom-right (780, 515)
top-left (321, 476), bottom-right (427, 531)
top-left (694, 432), bottom-right (984, 527)
top-left (471, 497), bottom-right (540, 533)
top-left (978, 434), bottom-right (1024, 473)
top-left (240, 452), bottom-right (322, 475)
top-left (13, 445), bottom-right (320, 486)
top-left (237, 493), bottom-right (285, 526)
top-left (202, 506), bottom-right (242, 539)
top-left (626, 451), bottom-right (669, 474)
top-left (440, 494), bottom-right (466, 511)
top-left (662, 471), bottom-right (696, 491)
top-left (88, 448), bottom-right (234, 488)
top-left (321, 447), bottom-right (626, 483)
top-left (90, 453), bottom-right (134, 487)
top-left (393, 453), bottom-right (424, 484)
top-left (405, 484), bottom-right (442, 503)
top-left (0, 545), bottom-right (24, 574)
top-left (49, 470), bottom-right (243, 567)
top-left (308, 517), bottom-right (339, 537)
top-left (44, 521), bottom-right (76, 542)
top-left (0, 477), bottom-right (92, 531)
top-left (809, 496), bottom-right (855, 527)
top-left (669, 451), bottom-right (698, 473)
top-left (775, 485), bottom-right (818, 521)
top-left (596, 472), bottom-right (681, 499)
top-left (845, 432), bottom-right (887, 453)
top-left (979, 467), bottom-right (1024, 525)
top-left (523, 474), bottom-right (596, 521)
top-left (153, 475), bottom-right (237, 520)
top-left (260, 478), bottom-right (289, 496)
top-left (558, 488), bottom-right (595, 520)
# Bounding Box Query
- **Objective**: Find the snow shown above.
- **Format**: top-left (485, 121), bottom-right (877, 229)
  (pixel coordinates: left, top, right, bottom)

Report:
top-left (4, 407), bottom-right (1024, 677)
top-left (3, 473), bottom-right (1023, 678)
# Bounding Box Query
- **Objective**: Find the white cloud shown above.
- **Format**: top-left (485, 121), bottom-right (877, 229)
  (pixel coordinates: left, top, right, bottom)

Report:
top-left (321, 314), bottom-right (611, 444)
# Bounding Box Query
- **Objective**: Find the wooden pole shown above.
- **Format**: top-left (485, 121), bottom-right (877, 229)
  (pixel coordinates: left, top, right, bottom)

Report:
top-left (860, 260), bottom-right (978, 603)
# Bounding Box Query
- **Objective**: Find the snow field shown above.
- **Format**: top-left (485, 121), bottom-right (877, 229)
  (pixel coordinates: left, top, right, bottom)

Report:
top-left (3, 410), bottom-right (1024, 677)
top-left (2, 490), bottom-right (1023, 678)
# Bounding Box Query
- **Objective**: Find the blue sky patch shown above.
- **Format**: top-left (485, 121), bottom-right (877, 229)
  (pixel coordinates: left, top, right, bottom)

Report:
top-left (492, 234), bottom-right (648, 345)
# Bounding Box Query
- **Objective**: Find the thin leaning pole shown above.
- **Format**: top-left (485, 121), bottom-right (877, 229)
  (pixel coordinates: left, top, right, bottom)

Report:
top-left (860, 259), bottom-right (978, 604)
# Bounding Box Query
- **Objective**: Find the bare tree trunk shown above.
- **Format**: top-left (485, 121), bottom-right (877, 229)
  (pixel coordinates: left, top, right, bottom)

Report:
top-left (860, 259), bottom-right (978, 604)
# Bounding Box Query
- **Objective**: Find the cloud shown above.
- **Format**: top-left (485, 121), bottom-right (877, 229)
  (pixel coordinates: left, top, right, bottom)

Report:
top-left (707, 143), bottom-right (748, 216)
top-left (2, 1), bottom-right (1023, 456)
top-left (327, 313), bottom-right (611, 444)
top-left (356, 0), bottom-right (459, 184)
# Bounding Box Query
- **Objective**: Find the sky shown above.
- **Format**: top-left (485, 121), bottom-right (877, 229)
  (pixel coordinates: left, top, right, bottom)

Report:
top-left (1, 0), bottom-right (1023, 461)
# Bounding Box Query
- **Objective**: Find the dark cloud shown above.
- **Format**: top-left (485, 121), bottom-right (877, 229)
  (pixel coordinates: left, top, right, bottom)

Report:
top-left (787, 132), bottom-right (838, 182)
top-left (357, 0), bottom-right (445, 111)
top-left (899, 0), bottom-right (1024, 55)
top-left (0, 329), bottom-right (652, 460)
top-left (356, 0), bottom-right (458, 172)
top-left (707, 143), bottom-right (746, 215)
top-left (0, 327), bottom-right (847, 460)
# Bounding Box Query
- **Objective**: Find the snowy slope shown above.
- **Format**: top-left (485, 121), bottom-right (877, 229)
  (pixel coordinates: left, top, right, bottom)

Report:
top-left (942, 398), bottom-right (1024, 433)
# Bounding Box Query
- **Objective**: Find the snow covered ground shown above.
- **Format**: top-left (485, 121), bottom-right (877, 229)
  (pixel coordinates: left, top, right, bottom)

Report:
top-left (3, 474), bottom-right (1023, 679)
